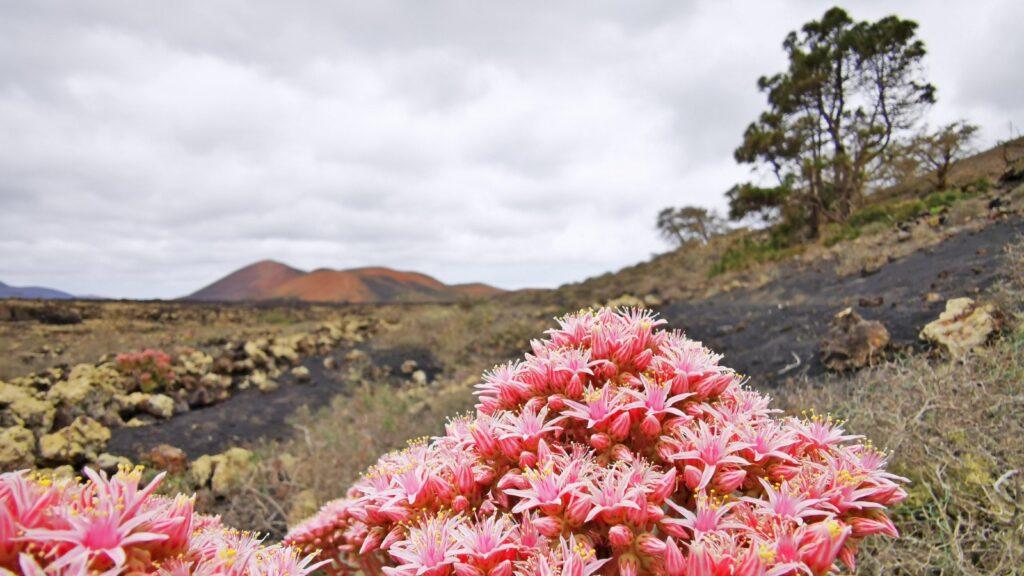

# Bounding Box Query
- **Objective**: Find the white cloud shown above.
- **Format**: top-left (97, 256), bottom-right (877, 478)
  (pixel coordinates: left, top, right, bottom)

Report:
top-left (0, 0), bottom-right (1021, 297)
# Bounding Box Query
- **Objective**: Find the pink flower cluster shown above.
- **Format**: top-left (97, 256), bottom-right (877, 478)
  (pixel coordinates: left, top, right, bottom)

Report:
top-left (1, 466), bottom-right (322, 575)
top-left (287, 308), bottom-right (906, 576)
top-left (115, 349), bottom-right (176, 392)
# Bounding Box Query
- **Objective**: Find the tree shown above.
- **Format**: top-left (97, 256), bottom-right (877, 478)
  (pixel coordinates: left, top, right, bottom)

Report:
top-left (656, 206), bottom-right (727, 246)
top-left (908, 121), bottom-right (978, 189)
top-left (730, 7), bottom-right (936, 238)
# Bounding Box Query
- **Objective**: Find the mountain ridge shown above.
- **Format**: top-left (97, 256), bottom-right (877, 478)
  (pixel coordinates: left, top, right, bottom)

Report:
top-left (0, 280), bottom-right (75, 300)
top-left (186, 260), bottom-right (503, 303)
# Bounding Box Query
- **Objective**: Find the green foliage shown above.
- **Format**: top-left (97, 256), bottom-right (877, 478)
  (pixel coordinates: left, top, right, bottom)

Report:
top-left (730, 7), bottom-right (935, 237)
top-left (709, 229), bottom-right (803, 276)
top-left (923, 189), bottom-right (964, 211)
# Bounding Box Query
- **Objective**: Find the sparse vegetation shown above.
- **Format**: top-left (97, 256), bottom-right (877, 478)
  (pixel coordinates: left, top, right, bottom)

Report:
top-left (655, 206), bottom-right (728, 246)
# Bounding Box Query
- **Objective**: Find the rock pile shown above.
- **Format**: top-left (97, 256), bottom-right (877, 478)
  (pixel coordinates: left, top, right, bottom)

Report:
top-left (0, 318), bottom-right (372, 471)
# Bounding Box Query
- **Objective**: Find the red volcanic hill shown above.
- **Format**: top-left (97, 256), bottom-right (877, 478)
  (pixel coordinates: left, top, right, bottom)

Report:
top-left (186, 261), bottom-right (503, 303)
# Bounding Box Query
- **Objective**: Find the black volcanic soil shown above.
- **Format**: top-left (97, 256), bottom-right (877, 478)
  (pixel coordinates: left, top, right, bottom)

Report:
top-left (107, 346), bottom-right (446, 460)
top-left (106, 353), bottom-right (349, 460)
top-left (108, 217), bottom-right (1023, 459)
top-left (664, 218), bottom-right (1023, 385)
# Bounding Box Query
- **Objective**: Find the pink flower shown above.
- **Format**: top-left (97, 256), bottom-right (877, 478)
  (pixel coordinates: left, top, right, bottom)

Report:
top-left (385, 515), bottom-right (464, 576)
top-left (2, 468), bottom-right (319, 575)
top-left (286, 307), bottom-right (905, 576)
top-left (743, 479), bottom-right (827, 524)
top-left (558, 384), bottom-right (623, 429)
top-left (669, 421), bottom-right (751, 491)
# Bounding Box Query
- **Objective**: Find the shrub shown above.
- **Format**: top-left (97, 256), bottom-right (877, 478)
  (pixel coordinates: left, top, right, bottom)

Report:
top-left (286, 308), bottom-right (905, 576)
top-left (0, 466), bottom-right (321, 574)
top-left (115, 349), bottom-right (175, 392)
top-left (709, 230), bottom-right (802, 276)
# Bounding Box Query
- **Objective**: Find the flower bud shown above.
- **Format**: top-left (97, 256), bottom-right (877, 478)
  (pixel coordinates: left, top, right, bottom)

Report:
top-left (532, 515), bottom-right (562, 537)
top-left (634, 348), bottom-right (654, 370)
top-left (565, 496), bottom-right (592, 526)
top-left (609, 412), bottom-right (632, 440)
top-left (381, 526), bottom-right (405, 550)
top-left (663, 537), bottom-right (685, 576)
top-left (714, 468), bottom-right (746, 493)
top-left (497, 471), bottom-right (526, 491)
top-left (566, 375), bottom-right (584, 398)
top-left (658, 519), bottom-right (690, 539)
top-left (589, 433), bottom-right (612, 450)
top-left (547, 394), bottom-right (566, 411)
top-left (358, 528), bottom-right (383, 554)
top-left (608, 524), bottom-right (633, 549)
top-left (452, 495), bottom-right (470, 512)
top-left (489, 561), bottom-right (513, 576)
top-left (611, 444), bottom-right (634, 463)
top-left (646, 503), bottom-right (665, 523)
top-left (618, 554), bottom-right (639, 576)
top-left (519, 451), bottom-right (538, 469)
top-left (849, 516), bottom-right (898, 538)
top-left (683, 465), bottom-right (704, 490)
top-left (640, 414), bottom-right (661, 436)
top-left (636, 533), bottom-right (666, 556)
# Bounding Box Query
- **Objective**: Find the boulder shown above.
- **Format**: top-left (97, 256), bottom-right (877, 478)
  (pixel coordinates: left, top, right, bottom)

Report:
top-left (146, 444), bottom-right (187, 474)
top-left (604, 294), bottom-right (645, 309)
top-left (323, 357), bottom-right (338, 370)
top-left (47, 364), bottom-right (123, 424)
top-left (118, 392), bottom-right (175, 419)
top-left (243, 340), bottom-right (271, 368)
top-left (0, 426), bottom-right (37, 469)
top-left (95, 452), bottom-right (132, 473)
top-left (268, 343), bottom-right (299, 365)
top-left (189, 447), bottom-right (254, 496)
top-left (0, 381), bottom-right (55, 432)
top-left (248, 371), bottom-right (278, 392)
top-left (291, 366), bottom-right (311, 383)
top-left (211, 447), bottom-right (255, 495)
top-left (38, 416), bottom-right (111, 465)
top-left (400, 360), bottom-right (419, 374)
top-left (232, 358), bottom-right (256, 374)
top-left (411, 370), bottom-right (428, 385)
top-left (820, 308), bottom-right (890, 372)
top-left (920, 298), bottom-right (999, 357)
top-left (186, 373), bottom-right (232, 406)
top-left (176, 350), bottom-right (214, 379)
top-left (189, 455), bottom-right (215, 487)
top-left (642, 294), bottom-right (664, 307)
top-left (344, 349), bottom-right (368, 363)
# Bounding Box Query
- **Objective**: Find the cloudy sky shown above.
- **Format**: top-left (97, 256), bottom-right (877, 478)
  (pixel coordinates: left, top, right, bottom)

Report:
top-left (1, 1), bottom-right (1021, 298)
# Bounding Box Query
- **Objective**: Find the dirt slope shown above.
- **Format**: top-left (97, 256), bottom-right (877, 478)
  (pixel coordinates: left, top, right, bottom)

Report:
top-left (664, 218), bottom-right (1023, 385)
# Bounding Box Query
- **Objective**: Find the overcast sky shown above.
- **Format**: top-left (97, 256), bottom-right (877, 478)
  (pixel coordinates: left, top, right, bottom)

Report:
top-left (1, 1), bottom-right (1021, 298)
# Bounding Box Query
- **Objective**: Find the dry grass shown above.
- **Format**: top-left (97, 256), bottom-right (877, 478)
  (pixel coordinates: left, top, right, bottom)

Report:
top-left (195, 373), bottom-right (478, 538)
top-left (774, 241), bottom-right (1024, 575)
top-left (775, 332), bottom-right (1024, 575)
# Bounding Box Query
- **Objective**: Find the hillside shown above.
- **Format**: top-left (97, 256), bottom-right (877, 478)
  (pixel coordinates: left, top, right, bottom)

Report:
top-left (0, 280), bottom-right (74, 300)
top-left (188, 260), bottom-right (306, 301)
top-left (187, 261), bottom-right (502, 303)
